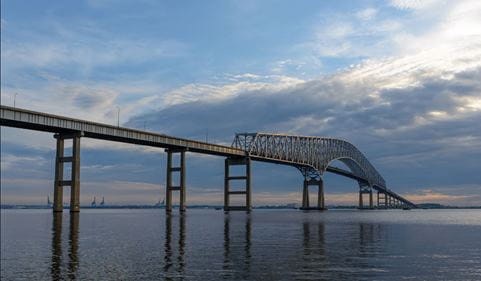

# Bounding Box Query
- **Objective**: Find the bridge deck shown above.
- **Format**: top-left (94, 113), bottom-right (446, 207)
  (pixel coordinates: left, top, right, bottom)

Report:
top-left (0, 106), bottom-right (245, 157)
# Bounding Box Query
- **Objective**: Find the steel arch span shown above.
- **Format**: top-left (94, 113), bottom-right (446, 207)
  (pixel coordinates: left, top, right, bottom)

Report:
top-left (232, 133), bottom-right (386, 188)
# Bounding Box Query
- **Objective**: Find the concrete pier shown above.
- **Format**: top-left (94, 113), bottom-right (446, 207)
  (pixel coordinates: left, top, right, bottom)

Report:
top-left (53, 133), bottom-right (81, 212)
top-left (377, 191), bottom-right (388, 209)
top-left (300, 178), bottom-right (325, 210)
top-left (359, 182), bottom-right (373, 209)
top-left (224, 157), bottom-right (251, 212)
top-left (165, 149), bottom-right (187, 213)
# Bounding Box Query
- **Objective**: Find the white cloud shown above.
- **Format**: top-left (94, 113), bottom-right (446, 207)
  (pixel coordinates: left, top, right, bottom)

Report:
top-left (356, 8), bottom-right (378, 21)
top-left (0, 154), bottom-right (48, 171)
top-left (389, 0), bottom-right (440, 10)
top-left (160, 75), bottom-right (305, 108)
top-left (2, 31), bottom-right (187, 73)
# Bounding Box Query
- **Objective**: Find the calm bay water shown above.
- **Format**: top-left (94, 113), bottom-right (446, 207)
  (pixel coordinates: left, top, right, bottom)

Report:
top-left (1, 208), bottom-right (481, 280)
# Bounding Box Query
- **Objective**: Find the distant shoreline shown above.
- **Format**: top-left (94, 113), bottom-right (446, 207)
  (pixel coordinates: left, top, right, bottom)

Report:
top-left (1, 204), bottom-right (480, 210)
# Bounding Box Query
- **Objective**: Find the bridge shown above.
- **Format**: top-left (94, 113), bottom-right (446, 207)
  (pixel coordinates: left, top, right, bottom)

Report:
top-left (0, 105), bottom-right (416, 212)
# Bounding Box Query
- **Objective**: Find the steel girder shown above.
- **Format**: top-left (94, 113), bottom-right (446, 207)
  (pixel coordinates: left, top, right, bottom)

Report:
top-left (232, 133), bottom-right (386, 189)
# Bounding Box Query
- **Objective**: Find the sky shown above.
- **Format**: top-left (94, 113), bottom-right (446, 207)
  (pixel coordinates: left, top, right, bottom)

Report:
top-left (1, 0), bottom-right (481, 206)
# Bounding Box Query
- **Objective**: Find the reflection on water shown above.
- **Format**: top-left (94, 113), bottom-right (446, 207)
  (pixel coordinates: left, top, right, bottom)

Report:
top-left (302, 221), bottom-right (326, 269)
top-left (51, 213), bottom-right (62, 280)
top-left (163, 213), bottom-right (186, 278)
top-left (1, 209), bottom-right (480, 280)
top-left (68, 213), bottom-right (79, 280)
top-left (50, 212), bottom-right (79, 281)
top-left (223, 214), bottom-right (252, 279)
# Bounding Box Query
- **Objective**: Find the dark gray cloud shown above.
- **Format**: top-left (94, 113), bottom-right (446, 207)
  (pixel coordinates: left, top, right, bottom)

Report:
top-left (127, 67), bottom-right (481, 196)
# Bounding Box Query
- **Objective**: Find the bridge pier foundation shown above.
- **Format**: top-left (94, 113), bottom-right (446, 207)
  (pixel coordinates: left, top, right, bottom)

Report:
top-left (302, 181), bottom-right (309, 209)
top-left (300, 178), bottom-right (325, 210)
top-left (377, 191), bottom-right (387, 209)
top-left (358, 182), bottom-right (373, 209)
top-left (53, 133), bottom-right (82, 212)
top-left (165, 149), bottom-right (187, 213)
top-left (224, 157), bottom-right (251, 212)
top-left (377, 191), bottom-right (380, 208)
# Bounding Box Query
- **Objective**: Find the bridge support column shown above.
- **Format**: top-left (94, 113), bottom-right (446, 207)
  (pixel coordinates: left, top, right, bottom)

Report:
top-left (300, 178), bottom-right (325, 210)
top-left (318, 179), bottom-right (325, 210)
top-left (166, 149), bottom-right (187, 213)
top-left (377, 191), bottom-right (387, 209)
top-left (369, 189), bottom-right (373, 209)
top-left (224, 157), bottom-right (251, 212)
top-left (53, 133), bottom-right (82, 212)
top-left (302, 180), bottom-right (309, 209)
top-left (358, 182), bottom-right (373, 209)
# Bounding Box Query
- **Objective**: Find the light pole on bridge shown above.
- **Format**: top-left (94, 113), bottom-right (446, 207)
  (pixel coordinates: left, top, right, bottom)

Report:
top-left (13, 93), bottom-right (18, 108)
top-left (116, 106), bottom-right (120, 127)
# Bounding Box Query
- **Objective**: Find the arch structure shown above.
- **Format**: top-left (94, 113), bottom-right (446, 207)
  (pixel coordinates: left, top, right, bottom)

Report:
top-left (232, 133), bottom-right (385, 188)
top-left (232, 133), bottom-right (416, 208)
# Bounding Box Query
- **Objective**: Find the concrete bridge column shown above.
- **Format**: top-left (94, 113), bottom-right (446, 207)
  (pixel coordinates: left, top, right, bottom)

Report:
top-left (358, 182), bottom-right (373, 209)
top-left (369, 188), bottom-right (373, 209)
top-left (53, 133), bottom-right (82, 212)
top-left (165, 149), bottom-right (187, 213)
top-left (70, 136), bottom-right (81, 212)
top-left (224, 157), bottom-right (251, 212)
top-left (300, 178), bottom-right (325, 210)
top-left (53, 137), bottom-right (65, 212)
top-left (302, 180), bottom-right (309, 209)
top-left (317, 179), bottom-right (325, 210)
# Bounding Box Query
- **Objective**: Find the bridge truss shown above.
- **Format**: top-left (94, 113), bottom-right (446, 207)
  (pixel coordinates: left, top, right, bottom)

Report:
top-left (232, 133), bottom-right (416, 209)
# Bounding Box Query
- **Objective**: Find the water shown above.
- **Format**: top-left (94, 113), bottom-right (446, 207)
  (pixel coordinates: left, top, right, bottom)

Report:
top-left (1, 209), bottom-right (481, 280)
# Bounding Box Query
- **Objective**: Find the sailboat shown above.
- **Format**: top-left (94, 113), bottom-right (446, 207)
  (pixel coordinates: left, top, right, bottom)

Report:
top-left (91, 196), bottom-right (97, 207)
top-left (47, 196), bottom-right (52, 207)
top-left (100, 197), bottom-right (105, 207)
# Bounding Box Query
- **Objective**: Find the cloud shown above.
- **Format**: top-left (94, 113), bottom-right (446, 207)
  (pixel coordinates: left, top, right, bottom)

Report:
top-left (389, 0), bottom-right (440, 10)
top-left (356, 8), bottom-right (378, 21)
top-left (124, 3), bottom-right (481, 203)
top-left (1, 23), bottom-right (188, 73)
top-left (0, 154), bottom-right (49, 171)
top-left (403, 187), bottom-right (481, 206)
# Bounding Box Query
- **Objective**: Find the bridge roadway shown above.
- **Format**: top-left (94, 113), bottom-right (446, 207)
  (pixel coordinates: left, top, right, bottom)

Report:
top-left (0, 105), bottom-right (415, 211)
